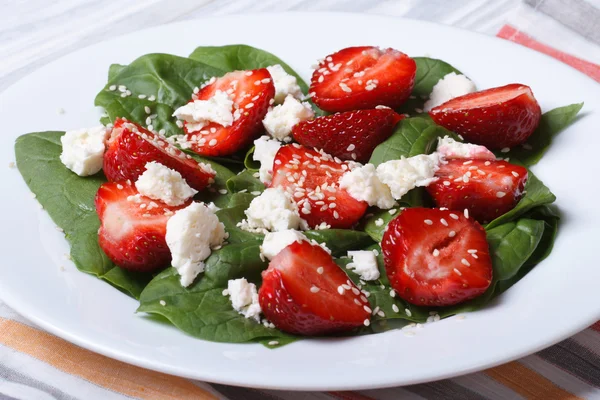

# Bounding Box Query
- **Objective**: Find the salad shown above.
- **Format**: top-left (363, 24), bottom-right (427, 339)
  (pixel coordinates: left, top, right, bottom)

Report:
top-left (14, 44), bottom-right (583, 347)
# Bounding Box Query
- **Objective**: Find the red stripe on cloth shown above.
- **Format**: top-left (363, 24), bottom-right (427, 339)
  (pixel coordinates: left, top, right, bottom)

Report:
top-left (590, 321), bottom-right (600, 332)
top-left (497, 25), bottom-right (600, 82)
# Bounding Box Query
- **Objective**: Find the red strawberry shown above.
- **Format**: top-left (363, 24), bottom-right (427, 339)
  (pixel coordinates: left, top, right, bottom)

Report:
top-left (426, 159), bottom-right (528, 223)
top-left (382, 208), bottom-right (493, 307)
top-left (182, 68), bottom-right (275, 156)
top-left (429, 84), bottom-right (541, 149)
top-left (310, 46), bottom-right (416, 112)
top-left (269, 144), bottom-right (368, 229)
top-left (259, 240), bottom-right (371, 335)
top-left (104, 118), bottom-right (215, 191)
top-left (292, 108), bottom-right (403, 162)
top-left (95, 182), bottom-right (189, 272)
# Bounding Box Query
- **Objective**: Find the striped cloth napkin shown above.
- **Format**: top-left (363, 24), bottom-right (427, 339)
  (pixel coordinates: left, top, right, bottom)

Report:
top-left (2, 2), bottom-right (600, 399)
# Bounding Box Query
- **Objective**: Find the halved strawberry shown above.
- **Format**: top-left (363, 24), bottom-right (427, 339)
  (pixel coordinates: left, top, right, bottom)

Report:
top-left (259, 240), bottom-right (371, 335)
top-left (182, 68), bottom-right (275, 156)
top-left (310, 46), bottom-right (416, 112)
top-left (382, 208), bottom-right (493, 306)
top-left (103, 118), bottom-right (215, 191)
top-left (429, 84), bottom-right (542, 149)
top-left (95, 182), bottom-right (189, 272)
top-left (269, 144), bottom-right (368, 229)
top-left (426, 159), bottom-right (528, 223)
top-left (292, 108), bottom-right (403, 162)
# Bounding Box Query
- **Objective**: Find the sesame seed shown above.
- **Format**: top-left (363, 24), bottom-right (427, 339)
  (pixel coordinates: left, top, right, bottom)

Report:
top-left (147, 124), bottom-right (154, 131)
top-left (424, 219), bottom-right (433, 225)
top-left (364, 319), bottom-right (370, 326)
top-left (484, 161), bottom-right (491, 166)
top-left (511, 171), bottom-right (519, 177)
top-left (118, 85), bottom-right (126, 92)
top-left (463, 160), bottom-right (473, 165)
top-left (496, 191), bottom-right (506, 198)
top-left (449, 213), bottom-right (459, 220)
top-left (449, 230), bottom-right (456, 237)
top-left (467, 249), bottom-right (478, 253)
top-left (443, 181), bottom-right (450, 186)
top-left (392, 304), bottom-right (400, 313)
top-left (310, 286), bottom-right (320, 293)
top-left (364, 305), bottom-right (372, 313)
top-left (461, 258), bottom-right (470, 266)
top-left (454, 268), bottom-right (462, 276)
top-left (342, 284), bottom-right (351, 290)
top-left (218, 189), bottom-right (228, 194)
top-left (268, 341), bottom-right (279, 346)
top-left (245, 102), bottom-right (254, 109)
top-left (159, 300), bottom-right (166, 306)
top-left (222, 289), bottom-right (229, 296)
top-left (405, 308), bottom-right (412, 317)
top-left (440, 218), bottom-right (448, 226)
top-left (351, 287), bottom-right (360, 295)
top-left (464, 209), bottom-right (470, 218)
top-left (347, 144), bottom-right (356, 151)
top-left (116, 184), bottom-right (124, 190)
top-left (389, 208), bottom-right (397, 215)
top-left (389, 289), bottom-right (396, 298)
top-left (375, 218), bottom-right (384, 227)
top-left (354, 298), bottom-right (361, 306)
top-left (333, 210), bottom-right (340, 219)
top-left (377, 311), bottom-right (385, 317)
top-left (433, 249), bottom-right (440, 257)
top-left (338, 286), bottom-right (345, 295)
top-left (144, 106), bottom-right (151, 114)
top-left (471, 253), bottom-right (479, 259)
top-left (138, 94), bottom-right (147, 99)
top-left (149, 95), bottom-right (156, 101)
top-left (339, 82), bottom-right (352, 92)
top-left (317, 266), bottom-right (324, 274)
top-left (500, 147), bottom-right (510, 153)
top-left (108, 85), bottom-right (116, 91)
top-left (209, 139), bottom-right (217, 146)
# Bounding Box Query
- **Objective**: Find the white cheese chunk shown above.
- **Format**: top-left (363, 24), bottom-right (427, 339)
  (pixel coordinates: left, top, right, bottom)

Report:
top-left (166, 202), bottom-right (226, 287)
top-left (227, 278), bottom-right (262, 322)
top-left (135, 162), bottom-right (197, 206)
top-left (253, 135), bottom-right (282, 184)
top-left (172, 90), bottom-right (234, 133)
top-left (60, 126), bottom-right (109, 176)
top-left (376, 154), bottom-right (442, 200)
top-left (436, 136), bottom-right (496, 160)
top-left (262, 95), bottom-right (314, 141)
top-left (260, 229), bottom-right (308, 260)
top-left (338, 163), bottom-right (395, 209)
top-left (423, 72), bottom-right (476, 112)
top-left (347, 250), bottom-right (380, 281)
top-left (238, 187), bottom-right (304, 233)
top-left (267, 64), bottom-right (303, 104)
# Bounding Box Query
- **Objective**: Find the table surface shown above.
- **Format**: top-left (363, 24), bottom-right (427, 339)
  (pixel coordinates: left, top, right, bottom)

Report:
top-left (2, 1), bottom-right (600, 399)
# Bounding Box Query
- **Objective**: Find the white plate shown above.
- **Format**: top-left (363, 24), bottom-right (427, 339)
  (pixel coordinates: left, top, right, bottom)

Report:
top-left (1, 12), bottom-right (599, 391)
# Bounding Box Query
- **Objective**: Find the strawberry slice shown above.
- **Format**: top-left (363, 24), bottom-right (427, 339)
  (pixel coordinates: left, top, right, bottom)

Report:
top-left (382, 208), bottom-right (493, 307)
top-left (182, 68), bottom-right (275, 156)
top-left (95, 182), bottom-right (189, 272)
top-left (292, 108), bottom-right (403, 162)
top-left (103, 118), bottom-right (215, 191)
top-left (269, 144), bottom-right (368, 229)
top-left (426, 159), bottom-right (528, 223)
top-left (429, 84), bottom-right (542, 149)
top-left (259, 240), bottom-right (371, 335)
top-left (310, 46), bottom-right (416, 112)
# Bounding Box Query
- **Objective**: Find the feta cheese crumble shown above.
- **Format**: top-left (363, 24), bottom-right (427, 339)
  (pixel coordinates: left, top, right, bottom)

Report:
top-left (436, 136), bottom-right (495, 160)
top-left (262, 95), bottom-right (314, 141)
top-left (423, 72), bottom-right (476, 112)
top-left (172, 90), bottom-right (234, 133)
top-left (239, 187), bottom-right (305, 233)
top-left (376, 154), bottom-right (442, 199)
top-left (338, 163), bottom-right (395, 209)
top-left (347, 250), bottom-right (380, 281)
top-left (227, 278), bottom-right (262, 322)
top-left (260, 229), bottom-right (308, 260)
top-left (135, 162), bottom-right (197, 206)
top-left (166, 202), bottom-right (226, 287)
top-left (267, 64), bottom-right (303, 104)
top-left (253, 135), bottom-right (281, 184)
top-left (59, 126), bottom-right (109, 176)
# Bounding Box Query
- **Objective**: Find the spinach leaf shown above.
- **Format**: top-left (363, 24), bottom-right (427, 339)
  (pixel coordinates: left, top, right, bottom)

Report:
top-left (369, 116), bottom-right (457, 165)
top-left (108, 63), bottom-right (127, 80)
top-left (226, 170), bottom-right (264, 194)
top-left (14, 131), bottom-right (151, 298)
top-left (244, 146), bottom-right (260, 171)
top-left (397, 57), bottom-right (463, 115)
top-left (216, 206), bottom-right (263, 244)
top-left (507, 103), bottom-right (584, 166)
top-left (485, 170), bottom-right (555, 229)
top-left (138, 244), bottom-right (295, 344)
top-left (188, 44), bottom-right (309, 93)
top-left (412, 57), bottom-right (462, 97)
top-left (227, 192), bottom-right (257, 209)
top-left (95, 53), bottom-right (225, 131)
top-left (304, 230), bottom-right (374, 257)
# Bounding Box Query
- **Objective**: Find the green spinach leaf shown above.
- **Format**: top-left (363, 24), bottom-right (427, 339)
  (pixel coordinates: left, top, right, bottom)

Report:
top-left (304, 230), bottom-right (374, 257)
top-left (226, 170), bottom-right (264, 194)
